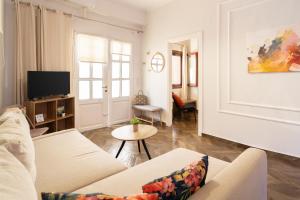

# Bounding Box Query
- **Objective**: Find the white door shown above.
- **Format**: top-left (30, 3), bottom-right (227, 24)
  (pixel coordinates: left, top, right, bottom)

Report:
top-left (75, 34), bottom-right (132, 131)
top-left (76, 34), bottom-right (108, 131)
top-left (108, 40), bottom-right (132, 125)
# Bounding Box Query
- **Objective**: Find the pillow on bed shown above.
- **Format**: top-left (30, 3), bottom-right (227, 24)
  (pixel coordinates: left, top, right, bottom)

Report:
top-left (41, 192), bottom-right (159, 200)
top-left (142, 156), bottom-right (208, 200)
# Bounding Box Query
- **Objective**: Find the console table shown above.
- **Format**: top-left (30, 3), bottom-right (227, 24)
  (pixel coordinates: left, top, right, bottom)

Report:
top-left (132, 105), bottom-right (163, 126)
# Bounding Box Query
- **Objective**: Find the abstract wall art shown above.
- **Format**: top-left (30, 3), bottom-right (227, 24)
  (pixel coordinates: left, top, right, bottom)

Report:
top-left (247, 25), bottom-right (300, 73)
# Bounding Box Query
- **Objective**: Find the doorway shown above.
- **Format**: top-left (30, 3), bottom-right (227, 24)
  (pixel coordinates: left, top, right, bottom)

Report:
top-left (167, 32), bottom-right (203, 135)
top-left (75, 33), bottom-right (133, 131)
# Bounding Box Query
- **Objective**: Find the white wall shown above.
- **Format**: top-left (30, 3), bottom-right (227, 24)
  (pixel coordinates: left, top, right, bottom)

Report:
top-left (89, 0), bottom-right (146, 26)
top-left (143, 0), bottom-right (300, 157)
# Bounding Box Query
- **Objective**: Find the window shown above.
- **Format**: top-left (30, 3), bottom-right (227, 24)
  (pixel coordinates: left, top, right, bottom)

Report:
top-left (188, 52), bottom-right (198, 87)
top-left (78, 62), bottom-right (104, 100)
top-left (111, 40), bottom-right (131, 98)
top-left (77, 34), bottom-right (107, 101)
top-left (172, 50), bottom-right (183, 89)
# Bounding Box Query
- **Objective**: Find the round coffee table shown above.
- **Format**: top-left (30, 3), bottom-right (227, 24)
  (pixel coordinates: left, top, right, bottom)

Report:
top-left (112, 124), bottom-right (158, 160)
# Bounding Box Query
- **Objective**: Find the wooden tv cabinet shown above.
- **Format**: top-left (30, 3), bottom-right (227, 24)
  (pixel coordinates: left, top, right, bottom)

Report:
top-left (25, 96), bottom-right (75, 134)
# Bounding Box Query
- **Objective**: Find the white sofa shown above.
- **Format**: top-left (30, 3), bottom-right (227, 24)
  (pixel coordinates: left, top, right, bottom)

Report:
top-left (33, 129), bottom-right (126, 194)
top-left (0, 108), bottom-right (268, 200)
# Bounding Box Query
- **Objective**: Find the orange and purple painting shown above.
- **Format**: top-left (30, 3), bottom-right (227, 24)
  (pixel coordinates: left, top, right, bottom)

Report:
top-left (247, 26), bottom-right (300, 73)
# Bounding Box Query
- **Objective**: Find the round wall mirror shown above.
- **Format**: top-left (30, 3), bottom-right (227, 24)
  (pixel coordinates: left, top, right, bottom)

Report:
top-left (151, 52), bottom-right (165, 73)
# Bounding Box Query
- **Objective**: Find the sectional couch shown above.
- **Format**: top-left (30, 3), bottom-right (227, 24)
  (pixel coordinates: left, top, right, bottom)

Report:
top-left (0, 108), bottom-right (268, 200)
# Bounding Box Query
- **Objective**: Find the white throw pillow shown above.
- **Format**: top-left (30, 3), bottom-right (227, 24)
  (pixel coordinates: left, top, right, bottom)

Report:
top-left (0, 146), bottom-right (38, 200)
top-left (0, 108), bottom-right (37, 181)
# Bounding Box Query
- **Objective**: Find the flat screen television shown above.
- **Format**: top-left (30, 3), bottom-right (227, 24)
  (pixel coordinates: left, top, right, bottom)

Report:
top-left (27, 71), bottom-right (70, 100)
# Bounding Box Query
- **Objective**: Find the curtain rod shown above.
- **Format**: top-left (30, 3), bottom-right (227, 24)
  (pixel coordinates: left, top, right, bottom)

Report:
top-left (11, 0), bottom-right (144, 33)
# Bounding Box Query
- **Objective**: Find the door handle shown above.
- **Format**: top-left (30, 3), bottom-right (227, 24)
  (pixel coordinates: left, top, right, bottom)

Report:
top-left (102, 85), bottom-right (108, 93)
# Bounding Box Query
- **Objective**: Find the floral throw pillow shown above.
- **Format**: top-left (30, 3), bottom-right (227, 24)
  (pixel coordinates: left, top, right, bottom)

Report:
top-left (41, 192), bottom-right (159, 200)
top-left (142, 156), bottom-right (208, 200)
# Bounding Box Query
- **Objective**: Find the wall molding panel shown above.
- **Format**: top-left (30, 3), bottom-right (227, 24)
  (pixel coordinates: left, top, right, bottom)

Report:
top-left (217, 0), bottom-right (300, 125)
top-left (218, 109), bottom-right (300, 126)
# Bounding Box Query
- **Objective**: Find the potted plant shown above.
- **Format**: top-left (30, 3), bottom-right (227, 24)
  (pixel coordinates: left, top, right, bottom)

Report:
top-left (130, 117), bottom-right (140, 132)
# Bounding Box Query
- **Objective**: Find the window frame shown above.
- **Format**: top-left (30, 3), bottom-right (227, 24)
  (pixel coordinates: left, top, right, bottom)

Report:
top-left (78, 61), bottom-right (105, 104)
top-left (172, 50), bottom-right (183, 89)
top-left (110, 41), bottom-right (132, 99)
top-left (187, 52), bottom-right (199, 87)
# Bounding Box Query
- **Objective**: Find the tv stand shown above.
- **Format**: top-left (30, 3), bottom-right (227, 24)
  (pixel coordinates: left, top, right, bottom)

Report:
top-left (25, 96), bottom-right (75, 134)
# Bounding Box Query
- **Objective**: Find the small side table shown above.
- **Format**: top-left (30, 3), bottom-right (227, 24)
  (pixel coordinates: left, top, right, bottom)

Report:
top-left (30, 127), bottom-right (49, 138)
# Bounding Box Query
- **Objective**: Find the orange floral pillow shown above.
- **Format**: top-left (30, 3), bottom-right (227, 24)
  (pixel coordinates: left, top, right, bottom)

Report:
top-left (41, 192), bottom-right (159, 200)
top-left (142, 156), bottom-right (208, 200)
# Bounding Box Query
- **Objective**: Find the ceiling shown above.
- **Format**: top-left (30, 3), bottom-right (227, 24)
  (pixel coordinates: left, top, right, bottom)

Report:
top-left (109, 0), bottom-right (175, 11)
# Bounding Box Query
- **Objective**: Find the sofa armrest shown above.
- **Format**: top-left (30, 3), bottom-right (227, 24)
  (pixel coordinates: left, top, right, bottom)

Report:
top-left (190, 148), bottom-right (267, 200)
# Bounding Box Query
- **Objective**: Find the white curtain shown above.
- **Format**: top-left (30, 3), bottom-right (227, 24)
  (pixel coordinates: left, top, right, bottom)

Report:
top-left (40, 8), bottom-right (74, 93)
top-left (41, 8), bottom-right (73, 71)
top-left (181, 45), bottom-right (188, 100)
top-left (15, 2), bottom-right (74, 103)
top-left (16, 1), bottom-right (37, 104)
top-left (0, 33), bottom-right (4, 108)
top-left (77, 34), bottom-right (107, 63)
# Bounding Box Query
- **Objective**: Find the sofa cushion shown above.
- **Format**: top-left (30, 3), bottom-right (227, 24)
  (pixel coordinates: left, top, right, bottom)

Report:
top-left (0, 108), bottom-right (36, 181)
top-left (142, 156), bottom-right (208, 200)
top-left (188, 148), bottom-right (267, 200)
top-left (75, 148), bottom-right (228, 196)
top-left (33, 129), bottom-right (127, 197)
top-left (0, 146), bottom-right (38, 200)
top-left (41, 192), bottom-right (159, 200)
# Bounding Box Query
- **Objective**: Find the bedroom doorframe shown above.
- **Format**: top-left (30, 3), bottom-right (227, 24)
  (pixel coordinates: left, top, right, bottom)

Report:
top-left (167, 31), bottom-right (204, 136)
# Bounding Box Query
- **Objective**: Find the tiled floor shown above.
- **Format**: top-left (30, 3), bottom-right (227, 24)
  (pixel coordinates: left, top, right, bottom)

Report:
top-left (83, 115), bottom-right (300, 200)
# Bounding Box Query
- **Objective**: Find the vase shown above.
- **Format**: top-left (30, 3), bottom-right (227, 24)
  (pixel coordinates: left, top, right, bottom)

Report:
top-left (133, 124), bottom-right (138, 132)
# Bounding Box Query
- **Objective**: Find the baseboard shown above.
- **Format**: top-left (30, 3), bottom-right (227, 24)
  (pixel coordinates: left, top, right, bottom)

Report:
top-left (79, 123), bottom-right (107, 132)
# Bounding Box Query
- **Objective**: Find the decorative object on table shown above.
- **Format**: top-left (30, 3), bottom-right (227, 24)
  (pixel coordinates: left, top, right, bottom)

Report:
top-left (133, 90), bottom-right (148, 105)
top-left (130, 117), bottom-right (141, 132)
top-left (57, 106), bottom-right (65, 117)
top-left (247, 25), bottom-right (300, 73)
top-left (151, 52), bottom-right (165, 73)
top-left (35, 114), bottom-right (44, 123)
top-left (142, 156), bottom-right (208, 200)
